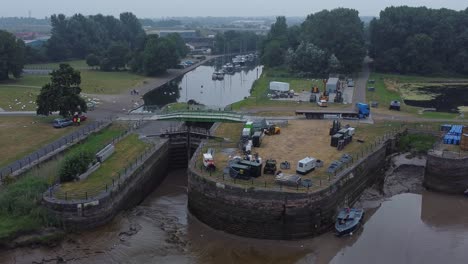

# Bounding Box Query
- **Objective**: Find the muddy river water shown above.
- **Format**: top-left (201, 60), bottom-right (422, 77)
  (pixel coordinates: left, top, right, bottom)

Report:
top-left (2, 163), bottom-right (468, 264)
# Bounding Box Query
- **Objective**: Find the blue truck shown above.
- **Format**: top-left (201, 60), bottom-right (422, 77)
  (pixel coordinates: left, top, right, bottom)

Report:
top-left (295, 102), bottom-right (370, 120)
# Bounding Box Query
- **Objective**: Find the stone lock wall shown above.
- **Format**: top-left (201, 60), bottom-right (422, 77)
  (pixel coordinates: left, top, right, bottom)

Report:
top-left (424, 151), bottom-right (468, 194)
top-left (188, 139), bottom-right (395, 240)
top-left (44, 140), bottom-right (170, 230)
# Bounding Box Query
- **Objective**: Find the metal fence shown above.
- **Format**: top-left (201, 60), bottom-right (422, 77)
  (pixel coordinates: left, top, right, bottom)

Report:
top-left (0, 120), bottom-right (110, 181)
top-left (191, 127), bottom-right (404, 193)
top-left (45, 141), bottom-right (162, 201)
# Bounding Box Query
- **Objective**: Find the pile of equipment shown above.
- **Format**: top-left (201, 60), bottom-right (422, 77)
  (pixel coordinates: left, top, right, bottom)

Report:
top-left (330, 127), bottom-right (354, 150)
top-left (443, 125), bottom-right (464, 145)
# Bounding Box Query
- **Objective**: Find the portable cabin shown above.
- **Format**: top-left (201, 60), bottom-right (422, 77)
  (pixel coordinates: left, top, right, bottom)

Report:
top-left (230, 163), bottom-right (251, 180)
top-left (252, 131), bottom-right (262, 147)
top-left (239, 160), bottom-right (262, 177)
top-left (296, 157), bottom-right (317, 175)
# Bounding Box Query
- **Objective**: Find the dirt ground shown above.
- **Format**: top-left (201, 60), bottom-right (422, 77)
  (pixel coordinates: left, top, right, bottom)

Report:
top-left (210, 120), bottom-right (396, 189)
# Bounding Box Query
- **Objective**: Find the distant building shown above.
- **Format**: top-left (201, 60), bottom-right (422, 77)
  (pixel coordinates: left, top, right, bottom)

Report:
top-left (146, 29), bottom-right (197, 39)
top-left (24, 36), bottom-right (50, 48)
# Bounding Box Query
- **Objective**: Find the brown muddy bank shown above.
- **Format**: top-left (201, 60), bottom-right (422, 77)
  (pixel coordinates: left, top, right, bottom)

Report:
top-left (3, 156), bottom-right (468, 264)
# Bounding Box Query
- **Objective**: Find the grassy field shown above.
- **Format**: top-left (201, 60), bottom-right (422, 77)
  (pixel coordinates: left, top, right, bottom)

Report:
top-left (231, 68), bottom-right (325, 110)
top-left (0, 86), bottom-right (40, 111)
top-left (56, 134), bottom-right (148, 199)
top-left (0, 116), bottom-right (79, 168)
top-left (0, 176), bottom-right (51, 241)
top-left (367, 72), bottom-right (468, 119)
top-left (1, 66), bottom-right (148, 96)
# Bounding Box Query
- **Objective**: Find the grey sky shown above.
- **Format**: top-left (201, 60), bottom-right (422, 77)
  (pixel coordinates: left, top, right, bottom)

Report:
top-left (2, 0), bottom-right (466, 18)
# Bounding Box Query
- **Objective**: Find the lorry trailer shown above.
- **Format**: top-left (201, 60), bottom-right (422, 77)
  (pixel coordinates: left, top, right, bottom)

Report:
top-left (296, 103), bottom-right (370, 120)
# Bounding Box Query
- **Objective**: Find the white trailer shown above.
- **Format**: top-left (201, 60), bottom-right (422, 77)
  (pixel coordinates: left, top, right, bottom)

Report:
top-left (269, 81), bottom-right (290, 92)
top-left (296, 157), bottom-right (317, 175)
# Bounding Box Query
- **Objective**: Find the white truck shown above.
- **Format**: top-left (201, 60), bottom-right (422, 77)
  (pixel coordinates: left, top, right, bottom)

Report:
top-left (296, 157), bottom-right (317, 175)
top-left (269, 81), bottom-right (290, 92)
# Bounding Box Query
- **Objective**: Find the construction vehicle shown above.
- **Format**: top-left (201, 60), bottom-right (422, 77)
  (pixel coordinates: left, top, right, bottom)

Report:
top-left (320, 79), bottom-right (329, 102)
top-left (312, 86), bottom-right (320, 93)
top-left (334, 91), bottom-right (343, 103)
top-left (263, 159), bottom-right (277, 175)
top-left (317, 100), bottom-right (328, 107)
top-left (389, 100), bottom-right (401, 111)
top-left (264, 124), bottom-right (280, 135)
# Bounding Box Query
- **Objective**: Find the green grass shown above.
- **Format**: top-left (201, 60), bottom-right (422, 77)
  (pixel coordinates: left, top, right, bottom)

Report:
top-left (66, 125), bottom-right (126, 158)
top-left (25, 60), bottom-right (90, 69)
top-left (0, 116), bottom-right (80, 168)
top-left (0, 176), bottom-right (51, 241)
top-left (0, 86), bottom-right (40, 111)
top-left (398, 134), bottom-right (437, 153)
top-left (368, 72), bottom-right (468, 119)
top-left (2, 67), bottom-right (148, 95)
top-left (57, 134), bottom-right (148, 199)
top-left (231, 68), bottom-right (323, 110)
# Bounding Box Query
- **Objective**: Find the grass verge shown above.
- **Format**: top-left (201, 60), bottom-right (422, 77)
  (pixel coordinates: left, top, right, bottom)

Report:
top-left (0, 116), bottom-right (80, 168)
top-left (56, 133), bottom-right (148, 199)
top-left (2, 68), bottom-right (148, 95)
top-left (0, 176), bottom-right (53, 241)
top-left (231, 68), bottom-right (324, 110)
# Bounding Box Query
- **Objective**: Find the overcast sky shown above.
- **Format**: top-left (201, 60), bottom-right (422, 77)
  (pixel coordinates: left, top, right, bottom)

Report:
top-left (2, 0), bottom-right (466, 18)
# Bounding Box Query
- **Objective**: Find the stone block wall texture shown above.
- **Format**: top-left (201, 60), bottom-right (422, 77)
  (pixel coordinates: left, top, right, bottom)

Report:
top-left (188, 140), bottom-right (394, 240)
top-left (424, 152), bottom-right (468, 194)
top-left (45, 140), bottom-right (170, 230)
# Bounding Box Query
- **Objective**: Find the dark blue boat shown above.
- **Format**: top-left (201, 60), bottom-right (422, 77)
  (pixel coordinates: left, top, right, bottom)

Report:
top-left (335, 208), bottom-right (364, 236)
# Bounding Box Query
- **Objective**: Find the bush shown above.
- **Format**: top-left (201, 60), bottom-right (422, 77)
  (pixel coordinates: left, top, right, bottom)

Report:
top-left (59, 151), bottom-right (95, 182)
top-left (398, 134), bottom-right (436, 154)
top-left (0, 176), bottom-right (48, 216)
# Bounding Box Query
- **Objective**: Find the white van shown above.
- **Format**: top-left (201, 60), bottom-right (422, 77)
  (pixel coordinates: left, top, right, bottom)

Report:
top-left (296, 157), bottom-right (317, 175)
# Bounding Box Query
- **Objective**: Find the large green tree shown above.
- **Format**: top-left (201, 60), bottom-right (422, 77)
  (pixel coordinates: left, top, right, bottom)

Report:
top-left (36, 64), bottom-right (87, 117)
top-left (370, 6), bottom-right (468, 74)
top-left (131, 35), bottom-right (179, 76)
top-left (261, 16), bottom-right (289, 66)
top-left (301, 8), bottom-right (366, 73)
top-left (0, 30), bottom-right (25, 80)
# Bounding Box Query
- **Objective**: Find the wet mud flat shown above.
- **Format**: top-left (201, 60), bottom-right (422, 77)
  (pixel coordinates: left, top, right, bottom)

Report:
top-left (404, 85), bottom-right (468, 112)
top-left (3, 155), bottom-right (468, 264)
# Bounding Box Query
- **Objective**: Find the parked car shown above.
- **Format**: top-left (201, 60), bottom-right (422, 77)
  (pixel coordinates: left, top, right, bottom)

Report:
top-left (185, 60), bottom-right (194, 65)
top-left (74, 114), bottom-right (87, 122)
top-left (53, 118), bottom-right (73, 128)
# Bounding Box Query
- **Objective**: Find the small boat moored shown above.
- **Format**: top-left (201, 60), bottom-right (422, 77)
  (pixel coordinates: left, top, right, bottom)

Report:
top-left (335, 208), bottom-right (364, 237)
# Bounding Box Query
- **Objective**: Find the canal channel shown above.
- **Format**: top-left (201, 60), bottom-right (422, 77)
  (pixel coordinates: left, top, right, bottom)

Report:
top-left (2, 58), bottom-right (468, 263)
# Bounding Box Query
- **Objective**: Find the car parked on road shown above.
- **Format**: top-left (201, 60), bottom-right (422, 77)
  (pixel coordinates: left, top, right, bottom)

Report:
top-left (53, 118), bottom-right (73, 128)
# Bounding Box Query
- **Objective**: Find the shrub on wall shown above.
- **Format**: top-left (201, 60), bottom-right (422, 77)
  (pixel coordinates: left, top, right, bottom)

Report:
top-left (59, 151), bottom-right (95, 182)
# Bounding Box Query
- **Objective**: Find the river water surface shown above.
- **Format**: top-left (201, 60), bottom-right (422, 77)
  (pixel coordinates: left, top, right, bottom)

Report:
top-left (3, 167), bottom-right (468, 264)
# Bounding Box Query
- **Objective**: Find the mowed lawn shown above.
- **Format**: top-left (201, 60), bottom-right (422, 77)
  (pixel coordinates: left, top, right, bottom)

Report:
top-left (231, 68), bottom-right (324, 110)
top-left (0, 86), bottom-right (40, 111)
top-left (2, 61), bottom-right (148, 95)
top-left (57, 134), bottom-right (148, 199)
top-left (0, 116), bottom-right (79, 168)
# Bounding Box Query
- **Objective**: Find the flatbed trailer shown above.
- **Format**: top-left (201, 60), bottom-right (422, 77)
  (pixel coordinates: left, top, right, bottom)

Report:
top-left (295, 109), bottom-right (360, 119)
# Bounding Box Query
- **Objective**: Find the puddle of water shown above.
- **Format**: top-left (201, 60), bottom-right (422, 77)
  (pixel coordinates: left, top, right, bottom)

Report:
top-left (404, 85), bottom-right (468, 113)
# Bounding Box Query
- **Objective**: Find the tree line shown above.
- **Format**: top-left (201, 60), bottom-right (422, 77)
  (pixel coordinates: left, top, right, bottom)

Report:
top-left (44, 13), bottom-right (188, 74)
top-left (212, 31), bottom-right (264, 54)
top-left (0, 30), bottom-right (25, 81)
top-left (260, 9), bottom-right (366, 75)
top-left (370, 6), bottom-right (468, 75)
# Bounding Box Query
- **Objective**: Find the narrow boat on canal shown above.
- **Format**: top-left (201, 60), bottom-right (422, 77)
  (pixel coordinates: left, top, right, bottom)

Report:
top-left (335, 208), bottom-right (364, 237)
